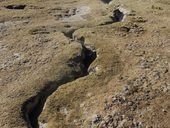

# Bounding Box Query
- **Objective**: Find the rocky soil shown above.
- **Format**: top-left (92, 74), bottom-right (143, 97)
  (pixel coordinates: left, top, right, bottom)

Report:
top-left (0, 0), bottom-right (170, 128)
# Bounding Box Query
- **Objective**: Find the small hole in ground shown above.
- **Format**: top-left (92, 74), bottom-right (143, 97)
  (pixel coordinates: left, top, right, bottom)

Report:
top-left (5, 5), bottom-right (26, 10)
top-left (101, 0), bottom-right (112, 4)
top-left (111, 9), bottom-right (124, 22)
top-left (100, 9), bottom-right (124, 26)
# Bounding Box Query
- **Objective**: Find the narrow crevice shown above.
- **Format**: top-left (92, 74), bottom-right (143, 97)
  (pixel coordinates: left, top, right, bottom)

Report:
top-left (22, 79), bottom-right (81, 128)
top-left (22, 83), bottom-right (57, 128)
top-left (5, 5), bottom-right (26, 10)
top-left (22, 32), bottom-right (96, 128)
top-left (82, 46), bottom-right (97, 75)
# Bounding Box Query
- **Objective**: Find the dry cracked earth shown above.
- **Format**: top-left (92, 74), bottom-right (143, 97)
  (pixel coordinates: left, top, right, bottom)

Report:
top-left (0, 0), bottom-right (170, 128)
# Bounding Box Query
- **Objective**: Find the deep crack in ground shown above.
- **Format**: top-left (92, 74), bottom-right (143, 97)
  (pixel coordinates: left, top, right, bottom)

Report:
top-left (22, 30), bottom-right (96, 128)
top-left (21, 5), bottom-right (124, 128)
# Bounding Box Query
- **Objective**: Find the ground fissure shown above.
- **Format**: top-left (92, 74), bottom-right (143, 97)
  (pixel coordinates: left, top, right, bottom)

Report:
top-left (22, 31), bottom-right (96, 128)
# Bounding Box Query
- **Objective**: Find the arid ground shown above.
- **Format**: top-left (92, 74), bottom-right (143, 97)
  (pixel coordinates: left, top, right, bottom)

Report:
top-left (0, 0), bottom-right (170, 128)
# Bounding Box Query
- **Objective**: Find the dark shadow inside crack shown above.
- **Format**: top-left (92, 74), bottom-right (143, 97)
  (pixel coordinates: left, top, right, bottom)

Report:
top-left (5, 5), bottom-right (26, 10)
top-left (22, 81), bottom-right (70, 128)
top-left (83, 46), bottom-right (97, 74)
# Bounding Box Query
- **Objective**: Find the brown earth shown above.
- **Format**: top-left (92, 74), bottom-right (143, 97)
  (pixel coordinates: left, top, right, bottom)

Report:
top-left (0, 0), bottom-right (170, 128)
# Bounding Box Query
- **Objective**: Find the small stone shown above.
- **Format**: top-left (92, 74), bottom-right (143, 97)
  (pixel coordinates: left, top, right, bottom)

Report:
top-left (112, 94), bottom-right (126, 104)
top-left (139, 59), bottom-right (151, 69)
top-left (104, 115), bottom-right (113, 124)
top-left (153, 71), bottom-right (160, 80)
top-left (92, 114), bottom-right (102, 124)
top-left (22, 59), bottom-right (29, 64)
top-left (99, 121), bottom-right (106, 127)
top-left (127, 101), bottom-right (133, 106)
top-left (162, 109), bottom-right (167, 113)
top-left (160, 83), bottom-right (170, 93)
top-left (134, 51), bottom-right (145, 56)
top-left (104, 102), bottom-right (112, 110)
